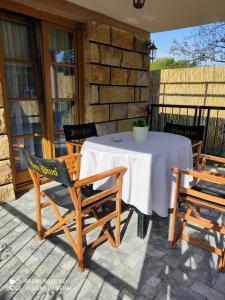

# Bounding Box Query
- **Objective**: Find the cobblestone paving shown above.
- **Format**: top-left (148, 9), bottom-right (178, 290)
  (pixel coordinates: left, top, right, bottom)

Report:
top-left (0, 185), bottom-right (225, 300)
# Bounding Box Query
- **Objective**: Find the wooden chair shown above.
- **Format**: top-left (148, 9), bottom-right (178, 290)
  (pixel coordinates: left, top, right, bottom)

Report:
top-left (170, 165), bottom-right (225, 271)
top-left (23, 149), bottom-right (126, 272)
top-left (164, 123), bottom-right (205, 169)
top-left (64, 123), bottom-right (97, 155)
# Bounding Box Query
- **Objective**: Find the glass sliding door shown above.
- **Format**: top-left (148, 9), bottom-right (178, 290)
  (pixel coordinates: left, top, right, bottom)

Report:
top-left (43, 23), bottom-right (79, 158)
top-left (0, 16), bottom-right (45, 186)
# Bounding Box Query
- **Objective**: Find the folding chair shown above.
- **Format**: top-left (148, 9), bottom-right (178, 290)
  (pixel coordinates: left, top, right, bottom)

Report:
top-left (63, 123), bottom-right (97, 155)
top-left (164, 123), bottom-right (205, 169)
top-left (170, 165), bottom-right (225, 271)
top-left (23, 150), bottom-right (126, 272)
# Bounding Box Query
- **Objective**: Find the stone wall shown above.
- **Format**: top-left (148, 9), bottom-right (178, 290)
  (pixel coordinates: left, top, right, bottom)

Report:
top-left (0, 76), bottom-right (15, 202)
top-left (83, 22), bottom-right (150, 135)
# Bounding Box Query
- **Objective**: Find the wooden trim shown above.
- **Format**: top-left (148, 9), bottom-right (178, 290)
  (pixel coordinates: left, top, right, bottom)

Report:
top-left (0, 0), bottom-right (77, 28)
top-left (41, 21), bottom-right (81, 158)
top-left (51, 62), bottom-right (74, 68)
top-left (76, 24), bottom-right (84, 123)
top-left (4, 57), bottom-right (34, 64)
top-left (0, 15), bottom-right (47, 187)
top-left (0, 25), bottom-right (16, 187)
top-left (53, 97), bottom-right (75, 101)
top-left (8, 98), bottom-right (38, 101)
top-left (1, 0), bottom-right (149, 36)
top-left (41, 21), bottom-right (54, 158)
top-left (0, 10), bottom-right (31, 24)
top-left (12, 133), bottom-right (43, 139)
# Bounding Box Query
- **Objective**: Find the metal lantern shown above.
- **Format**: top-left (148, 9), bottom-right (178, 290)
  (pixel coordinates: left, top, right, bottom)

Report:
top-left (146, 40), bottom-right (157, 61)
top-left (133, 0), bottom-right (145, 9)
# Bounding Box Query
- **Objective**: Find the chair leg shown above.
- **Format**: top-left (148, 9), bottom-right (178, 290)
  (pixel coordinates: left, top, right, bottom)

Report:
top-left (115, 182), bottom-right (122, 247)
top-left (222, 251), bottom-right (225, 272)
top-left (170, 201), bottom-right (178, 247)
top-left (169, 173), bottom-right (181, 247)
top-left (218, 250), bottom-right (225, 272)
top-left (76, 211), bottom-right (85, 272)
top-left (172, 206), bottom-right (192, 248)
top-left (48, 202), bottom-right (84, 271)
top-left (36, 191), bottom-right (43, 240)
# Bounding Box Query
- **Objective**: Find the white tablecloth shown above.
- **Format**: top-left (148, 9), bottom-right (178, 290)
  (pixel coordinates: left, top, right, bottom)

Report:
top-left (80, 131), bottom-right (193, 217)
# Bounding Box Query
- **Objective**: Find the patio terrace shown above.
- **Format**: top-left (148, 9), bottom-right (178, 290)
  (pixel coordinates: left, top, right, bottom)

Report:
top-left (0, 183), bottom-right (225, 300)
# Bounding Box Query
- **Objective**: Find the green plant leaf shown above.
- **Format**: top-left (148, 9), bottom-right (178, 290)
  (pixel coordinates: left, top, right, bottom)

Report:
top-left (132, 118), bottom-right (147, 127)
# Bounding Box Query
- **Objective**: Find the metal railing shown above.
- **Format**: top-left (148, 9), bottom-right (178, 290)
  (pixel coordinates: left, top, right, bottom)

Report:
top-left (147, 104), bottom-right (225, 156)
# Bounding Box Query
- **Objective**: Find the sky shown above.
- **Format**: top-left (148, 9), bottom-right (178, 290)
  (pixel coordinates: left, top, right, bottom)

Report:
top-left (151, 26), bottom-right (198, 60)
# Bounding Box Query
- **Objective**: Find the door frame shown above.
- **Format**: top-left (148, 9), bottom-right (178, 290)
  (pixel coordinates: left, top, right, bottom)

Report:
top-left (0, 9), bottom-right (85, 191)
top-left (0, 12), bottom-right (46, 187)
top-left (41, 21), bottom-right (81, 158)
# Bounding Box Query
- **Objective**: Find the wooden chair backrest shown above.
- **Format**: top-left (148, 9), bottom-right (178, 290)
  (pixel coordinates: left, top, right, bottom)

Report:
top-left (64, 123), bottom-right (97, 141)
top-left (164, 123), bottom-right (205, 142)
top-left (23, 149), bottom-right (73, 187)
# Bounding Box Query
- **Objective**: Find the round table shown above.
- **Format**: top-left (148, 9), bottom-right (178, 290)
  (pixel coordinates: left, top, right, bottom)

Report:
top-left (80, 131), bottom-right (193, 217)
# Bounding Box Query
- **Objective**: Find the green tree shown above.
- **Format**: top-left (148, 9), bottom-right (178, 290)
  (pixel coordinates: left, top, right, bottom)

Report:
top-left (150, 57), bottom-right (197, 70)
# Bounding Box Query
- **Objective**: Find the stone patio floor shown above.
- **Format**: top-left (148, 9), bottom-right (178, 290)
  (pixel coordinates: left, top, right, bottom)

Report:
top-left (0, 184), bottom-right (225, 300)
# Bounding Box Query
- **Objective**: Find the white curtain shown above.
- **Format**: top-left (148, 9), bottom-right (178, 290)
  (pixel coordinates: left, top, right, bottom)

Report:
top-left (0, 20), bottom-right (39, 171)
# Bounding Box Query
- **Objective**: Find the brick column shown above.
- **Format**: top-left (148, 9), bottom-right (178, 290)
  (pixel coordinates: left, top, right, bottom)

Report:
top-left (83, 22), bottom-right (150, 135)
top-left (0, 78), bottom-right (15, 202)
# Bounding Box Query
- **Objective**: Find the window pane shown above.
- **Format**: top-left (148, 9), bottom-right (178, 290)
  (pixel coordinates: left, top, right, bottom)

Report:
top-left (5, 63), bottom-right (36, 98)
top-left (49, 29), bottom-right (74, 64)
top-left (0, 20), bottom-right (31, 60)
top-left (13, 136), bottom-right (43, 172)
top-left (51, 66), bottom-right (75, 99)
top-left (9, 101), bottom-right (41, 135)
top-left (53, 100), bottom-right (75, 131)
top-left (55, 135), bottom-right (67, 157)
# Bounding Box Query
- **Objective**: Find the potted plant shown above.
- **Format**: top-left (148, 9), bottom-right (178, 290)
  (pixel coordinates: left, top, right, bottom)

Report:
top-left (132, 118), bottom-right (149, 142)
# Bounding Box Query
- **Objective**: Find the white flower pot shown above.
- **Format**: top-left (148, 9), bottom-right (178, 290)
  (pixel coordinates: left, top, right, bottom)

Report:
top-left (133, 126), bottom-right (148, 142)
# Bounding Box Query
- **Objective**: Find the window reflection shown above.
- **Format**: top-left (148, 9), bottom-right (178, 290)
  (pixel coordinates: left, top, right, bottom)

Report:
top-left (54, 135), bottom-right (67, 157)
top-left (5, 63), bottom-right (36, 98)
top-left (51, 66), bottom-right (75, 99)
top-left (49, 29), bottom-right (74, 64)
top-left (13, 137), bottom-right (43, 172)
top-left (9, 101), bottom-right (41, 135)
top-left (53, 100), bottom-right (75, 130)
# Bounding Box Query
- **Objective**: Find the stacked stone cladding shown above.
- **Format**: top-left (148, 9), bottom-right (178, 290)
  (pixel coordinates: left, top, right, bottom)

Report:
top-left (84, 22), bottom-right (150, 135)
top-left (0, 76), bottom-right (15, 202)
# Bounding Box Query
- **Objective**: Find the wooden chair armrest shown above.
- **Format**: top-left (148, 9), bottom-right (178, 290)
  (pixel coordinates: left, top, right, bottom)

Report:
top-left (75, 166), bottom-right (127, 188)
top-left (201, 170), bottom-right (225, 178)
top-left (56, 153), bottom-right (82, 162)
top-left (199, 154), bottom-right (225, 164)
top-left (171, 167), bottom-right (225, 184)
top-left (67, 140), bottom-right (83, 147)
top-left (192, 141), bottom-right (202, 148)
